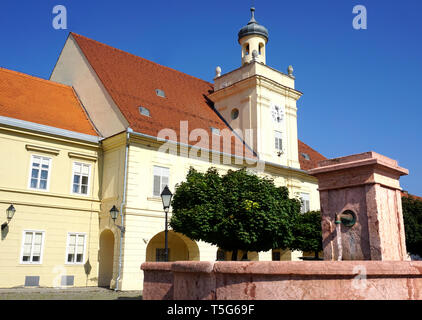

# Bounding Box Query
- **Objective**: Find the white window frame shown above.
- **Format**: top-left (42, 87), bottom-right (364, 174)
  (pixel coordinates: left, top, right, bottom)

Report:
top-left (275, 131), bottom-right (283, 152)
top-left (65, 232), bottom-right (87, 265)
top-left (300, 193), bottom-right (311, 214)
top-left (20, 230), bottom-right (46, 265)
top-left (70, 162), bottom-right (91, 196)
top-left (153, 166), bottom-right (170, 197)
top-left (28, 155), bottom-right (52, 192)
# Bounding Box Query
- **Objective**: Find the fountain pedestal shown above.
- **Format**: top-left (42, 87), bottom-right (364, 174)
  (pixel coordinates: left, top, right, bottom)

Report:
top-left (309, 152), bottom-right (409, 261)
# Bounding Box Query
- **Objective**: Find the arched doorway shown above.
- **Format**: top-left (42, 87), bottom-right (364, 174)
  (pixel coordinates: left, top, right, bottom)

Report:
top-left (98, 229), bottom-right (114, 287)
top-left (146, 231), bottom-right (199, 262)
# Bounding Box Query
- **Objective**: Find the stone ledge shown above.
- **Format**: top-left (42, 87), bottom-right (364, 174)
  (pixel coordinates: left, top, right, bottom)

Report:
top-left (141, 262), bottom-right (173, 271)
top-left (213, 261), bottom-right (422, 276)
top-left (172, 261), bottom-right (215, 274)
top-left (142, 261), bottom-right (422, 276)
top-left (309, 151), bottom-right (409, 177)
top-left (141, 261), bottom-right (422, 300)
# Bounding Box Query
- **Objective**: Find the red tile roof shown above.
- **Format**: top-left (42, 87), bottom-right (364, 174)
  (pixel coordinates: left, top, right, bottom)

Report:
top-left (0, 67), bottom-right (97, 136)
top-left (71, 33), bottom-right (325, 169)
top-left (298, 140), bottom-right (327, 171)
top-left (402, 191), bottom-right (422, 202)
top-left (71, 33), bottom-right (255, 158)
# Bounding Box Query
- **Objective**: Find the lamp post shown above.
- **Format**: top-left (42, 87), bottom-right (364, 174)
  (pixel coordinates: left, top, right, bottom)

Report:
top-left (160, 185), bottom-right (173, 262)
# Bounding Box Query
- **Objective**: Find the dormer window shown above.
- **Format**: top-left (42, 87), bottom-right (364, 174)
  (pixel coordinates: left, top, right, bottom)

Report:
top-left (155, 89), bottom-right (166, 98)
top-left (139, 106), bottom-right (150, 117)
top-left (301, 153), bottom-right (310, 161)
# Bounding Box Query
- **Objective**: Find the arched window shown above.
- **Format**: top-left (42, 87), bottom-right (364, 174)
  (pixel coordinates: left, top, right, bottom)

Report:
top-left (245, 43), bottom-right (250, 56)
top-left (259, 43), bottom-right (264, 55)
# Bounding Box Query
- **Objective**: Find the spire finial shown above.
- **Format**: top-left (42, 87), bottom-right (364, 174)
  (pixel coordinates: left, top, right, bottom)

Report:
top-left (249, 7), bottom-right (256, 23)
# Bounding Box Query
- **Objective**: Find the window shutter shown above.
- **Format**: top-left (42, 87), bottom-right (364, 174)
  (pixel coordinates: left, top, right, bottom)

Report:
top-left (153, 175), bottom-right (161, 196)
top-left (153, 166), bottom-right (170, 196)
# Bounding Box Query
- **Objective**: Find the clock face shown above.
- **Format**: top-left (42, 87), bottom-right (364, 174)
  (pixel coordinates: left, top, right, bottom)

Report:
top-left (271, 105), bottom-right (284, 124)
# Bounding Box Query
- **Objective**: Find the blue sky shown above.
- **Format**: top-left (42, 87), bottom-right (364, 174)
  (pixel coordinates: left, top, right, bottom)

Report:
top-left (1, 0), bottom-right (421, 195)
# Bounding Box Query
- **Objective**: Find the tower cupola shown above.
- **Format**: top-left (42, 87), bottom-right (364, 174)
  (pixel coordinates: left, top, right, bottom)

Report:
top-left (238, 7), bottom-right (269, 66)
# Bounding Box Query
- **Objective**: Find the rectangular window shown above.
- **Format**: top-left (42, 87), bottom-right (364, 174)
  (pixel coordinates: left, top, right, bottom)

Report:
top-left (275, 131), bottom-right (283, 151)
top-left (29, 155), bottom-right (51, 190)
top-left (153, 166), bottom-right (170, 197)
top-left (300, 193), bottom-right (310, 214)
top-left (21, 231), bottom-right (44, 264)
top-left (72, 162), bottom-right (91, 195)
top-left (66, 233), bottom-right (86, 264)
top-left (156, 248), bottom-right (169, 262)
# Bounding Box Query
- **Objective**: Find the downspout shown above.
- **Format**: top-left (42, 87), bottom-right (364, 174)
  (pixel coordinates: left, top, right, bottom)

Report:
top-left (115, 128), bottom-right (132, 291)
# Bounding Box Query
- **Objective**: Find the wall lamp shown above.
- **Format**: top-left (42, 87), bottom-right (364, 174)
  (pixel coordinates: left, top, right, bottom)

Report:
top-left (109, 205), bottom-right (125, 233)
top-left (2, 205), bottom-right (16, 230)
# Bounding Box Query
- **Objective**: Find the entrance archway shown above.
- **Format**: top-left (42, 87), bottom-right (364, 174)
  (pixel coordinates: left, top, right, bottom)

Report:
top-left (146, 231), bottom-right (199, 262)
top-left (98, 229), bottom-right (115, 287)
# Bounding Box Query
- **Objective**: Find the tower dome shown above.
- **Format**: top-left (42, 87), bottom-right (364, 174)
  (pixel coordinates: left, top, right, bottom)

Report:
top-left (238, 7), bottom-right (269, 43)
top-left (238, 7), bottom-right (269, 65)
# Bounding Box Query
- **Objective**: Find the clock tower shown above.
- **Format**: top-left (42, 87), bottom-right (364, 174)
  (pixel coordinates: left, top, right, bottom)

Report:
top-left (209, 7), bottom-right (302, 169)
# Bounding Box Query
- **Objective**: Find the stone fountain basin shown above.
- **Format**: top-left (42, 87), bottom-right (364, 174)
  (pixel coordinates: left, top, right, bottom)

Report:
top-left (141, 261), bottom-right (422, 300)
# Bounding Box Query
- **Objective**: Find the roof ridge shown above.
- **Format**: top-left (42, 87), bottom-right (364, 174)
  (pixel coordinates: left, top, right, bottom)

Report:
top-left (0, 66), bottom-right (73, 90)
top-left (70, 32), bottom-right (214, 88)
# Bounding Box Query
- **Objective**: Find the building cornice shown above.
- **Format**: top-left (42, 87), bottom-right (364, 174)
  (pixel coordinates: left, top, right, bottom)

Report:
top-left (0, 116), bottom-right (100, 146)
top-left (101, 129), bottom-right (309, 178)
top-left (209, 74), bottom-right (303, 102)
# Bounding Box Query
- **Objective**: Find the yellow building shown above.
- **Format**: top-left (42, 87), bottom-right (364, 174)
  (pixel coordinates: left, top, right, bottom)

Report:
top-left (0, 67), bottom-right (101, 288)
top-left (1, 8), bottom-right (325, 290)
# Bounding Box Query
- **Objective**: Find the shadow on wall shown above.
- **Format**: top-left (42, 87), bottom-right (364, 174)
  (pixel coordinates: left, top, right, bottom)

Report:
top-left (1, 224), bottom-right (8, 240)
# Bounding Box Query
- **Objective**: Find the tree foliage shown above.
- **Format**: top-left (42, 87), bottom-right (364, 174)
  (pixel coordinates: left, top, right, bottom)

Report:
top-left (402, 196), bottom-right (422, 257)
top-left (169, 167), bottom-right (301, 259)
top-left (290, 210), bottom-right (323, 258)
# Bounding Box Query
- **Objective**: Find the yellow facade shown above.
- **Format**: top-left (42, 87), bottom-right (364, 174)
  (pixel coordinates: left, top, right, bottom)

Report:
top-left (0, 122), bottom-right (100, 288)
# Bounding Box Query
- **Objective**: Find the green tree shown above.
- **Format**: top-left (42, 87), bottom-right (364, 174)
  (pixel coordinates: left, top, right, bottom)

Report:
top-left (290, 210), bottom-right (323, 259)
top-left (169, 167), bottom-right (301, 260)
top-left (402, 196), bottom-right (422, 257)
